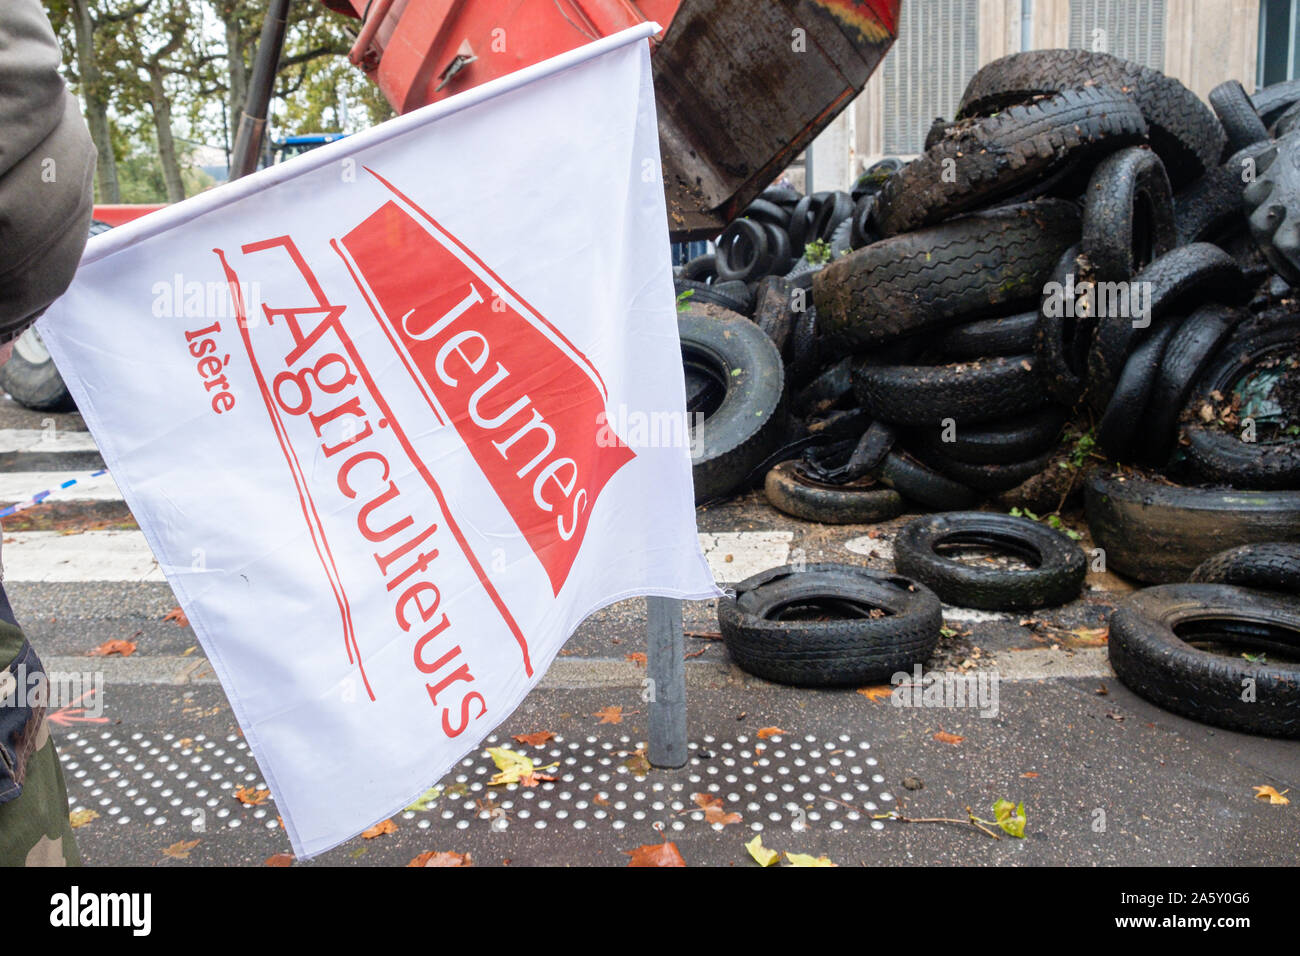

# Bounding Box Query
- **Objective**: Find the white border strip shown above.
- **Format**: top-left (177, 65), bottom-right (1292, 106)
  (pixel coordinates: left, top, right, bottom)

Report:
top-left (72, 22), bottom-right (662, 269)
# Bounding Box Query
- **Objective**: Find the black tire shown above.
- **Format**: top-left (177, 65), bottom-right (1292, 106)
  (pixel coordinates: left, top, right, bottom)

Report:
top-left (828, 216), bottom-right (853, 260)
top-left (911, 447), bottom-right (1056, 494)
top-left (815, 199), bottom-right (1080, 349)
top-left (958, 49), bottom-right (1225, 185)
top-left (0, 326), bottom-right (73, 412)
top-left (679, 307), bottom-right (786, 502)
top-left (1084, 471), bottom-right (1300, 583)
top-left (894, 512), bottom-right (1087, 610)
top-left (878, 451), bottom-right (979, 511)
top-left (1175, 142), bottom-right (1276, 246)
top-left (785, 304), bottom-right (822, 390)
top-left (1189, 542), bottom-right (1300, 592)
top-left (751, 276), bottom-right (795, 353)
top-left (1184, 426), bottom-right (1300, 490)
top-left (680, 254), bottom-right (718, 282)
top-left (849, 196), bottom-right (877, 250)
top-left (764, 461), bottom-right (904, 524)
top-left (1181, 311), bottom-right (1300, 488)
top-left (1080, 146), bottom-right (1175, 281)
top-left (1273, 100), bottom-right (1300, 138)
top-left (1034, 244), bottom-right (1093, 405)
top-left (1085, 243), bottom-right (1246, 415)
top-left (1108, 584), bottom-right (1300, 738)
top-left (788, 194), bottom-right (814, 251)
top-left (760, 185), bottom-right (802, 207)
top-left (674, 277), bottom-right (754, 316)
top-left (763, 222), bottom-right (795, 276)
top-left (812, 191), bottom-right (855, 242)
top-left (744, 198), bottom-right (791, 229)
top-left (1209, 80), bottom-right (1271, 152)
top-left (1252, 79), bottom-right (1300, 128)
top-left (934, 310), bottom-right (1039, 361)
top-left (876, 87), bottom-right (1146, 237)
top-left (852, 353), bottom-right (1046, 428)
top-left (718, 564), bottom-right (942, 687)
top-left (715, 218), bottom-right (772, 282)
top-left (1140, 304), bottom-right (1240, 464)
top-left (1095, 318), bottom-right (1180, 461)
top-left (910, 405), bottom-right (1067, 465)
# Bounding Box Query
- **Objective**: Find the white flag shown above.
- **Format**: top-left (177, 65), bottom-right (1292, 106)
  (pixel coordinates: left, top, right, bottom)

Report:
top-left (37, 23), bottom-right (718, 858)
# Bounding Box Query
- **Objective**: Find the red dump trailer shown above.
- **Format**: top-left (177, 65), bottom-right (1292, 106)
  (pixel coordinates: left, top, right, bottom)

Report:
top-left (321, 0), bottom-right (900, 238)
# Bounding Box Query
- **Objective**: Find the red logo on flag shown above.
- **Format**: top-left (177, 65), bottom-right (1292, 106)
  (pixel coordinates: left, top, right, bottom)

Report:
top-left (340, 171), bottom-right (634, 595)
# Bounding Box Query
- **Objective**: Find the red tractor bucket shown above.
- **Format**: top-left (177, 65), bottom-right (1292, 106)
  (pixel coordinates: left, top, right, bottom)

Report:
top-left (324, 0), bottom-right (900, 238)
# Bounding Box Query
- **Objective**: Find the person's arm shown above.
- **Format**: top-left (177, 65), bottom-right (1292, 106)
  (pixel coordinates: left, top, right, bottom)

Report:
top-left (0, 0), bottom-right (97, 341)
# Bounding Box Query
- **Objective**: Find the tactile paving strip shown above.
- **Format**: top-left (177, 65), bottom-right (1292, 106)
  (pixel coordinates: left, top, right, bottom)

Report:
top-left (58, 730), bottom-right (894, 834)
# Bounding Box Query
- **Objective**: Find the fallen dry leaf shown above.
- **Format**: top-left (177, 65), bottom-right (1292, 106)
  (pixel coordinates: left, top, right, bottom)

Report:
top-left (362, 819), bottom-right (398, 838)
top-left (1069, 627), bottom-right (1110, 646)
top-left (593, 705), bottom-right (628, 724)
top-left (69, 808), bottom-right (99, 828)
top-left (265, 853), bottom-right (294, 867)
top-left (1253, 785), bottom-right (1290, 805)
top-left (756, 727), bottom-right (787, 740)
top-left (857, 685), bottom-right (893, 703)
top-left (234, 786), bottom-right (271, 806)
top-left (88, 639), bottom-right (136, 657)
top-left (626, 840), bottom-right (686, 867)
top-left (592, 794), bottom-right (610, 807)
top-left (1021, 772), bottom-right (1039, 778)
top-left (163, 606), bottom-right (189, 627)
top-left (511, 731), bottom-right (556, 747)
top-left (623, 749), bottom-right (651, 776)
top-left (692, 792), bottom-right (741, 826)
top-left (933, 730), bottom-right (964, 746)
top-left (625, 652), bottom-right (647, 666)
top-left (408, 850), bottom-right (472, 867)
top-left (161, 838), bottom-right (199, 859)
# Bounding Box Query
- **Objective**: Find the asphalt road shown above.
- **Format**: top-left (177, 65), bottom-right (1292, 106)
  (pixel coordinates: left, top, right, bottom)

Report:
top-left (2, 396), bottom-right (1296, 867)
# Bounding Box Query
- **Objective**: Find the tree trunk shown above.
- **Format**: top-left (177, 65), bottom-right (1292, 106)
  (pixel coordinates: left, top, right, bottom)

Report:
top-left (225, 15), bottom-right (248, 156)
top-left (148, 66), bottom-right (186, 203)
top-left (70, 0), bottom-right (120, 203)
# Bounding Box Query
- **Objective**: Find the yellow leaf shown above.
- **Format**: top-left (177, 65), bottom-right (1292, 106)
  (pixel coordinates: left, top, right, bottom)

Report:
top-left (745, 835), bottom-right (779, 867)
top-left (486, 746), bottom-right (558, 786)
top-left (785, 851), bottom-right (836, 867)
top-left (1253, 785), bottom-right (1290, 805)
top-left (69, 808), bottom-right (99, 828)
top-left (756, 727), bottom-right (787, 739)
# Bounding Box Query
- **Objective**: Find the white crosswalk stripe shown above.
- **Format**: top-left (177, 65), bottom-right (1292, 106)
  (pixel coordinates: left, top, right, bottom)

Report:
top-left (0, 471), bottom-right (122, 502)
top-left (1, 528), bottom-right (793, 585)
top-left (0, 428), bottom-right (99, 454)
top-left (2, 531), bottom-right (164, 582)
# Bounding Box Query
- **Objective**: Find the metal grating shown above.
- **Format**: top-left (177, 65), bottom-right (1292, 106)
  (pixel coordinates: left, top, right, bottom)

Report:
top-left (882, 0), bottom-right (980, 155)
top-left (59, 729), bottom-right (892, 837)
top-left (1068, 0), bottom-right (1166, 70)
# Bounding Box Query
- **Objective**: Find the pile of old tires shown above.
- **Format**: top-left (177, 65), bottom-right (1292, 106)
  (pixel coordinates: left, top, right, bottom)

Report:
top-left (695, 52), bottom-right (1300, 739)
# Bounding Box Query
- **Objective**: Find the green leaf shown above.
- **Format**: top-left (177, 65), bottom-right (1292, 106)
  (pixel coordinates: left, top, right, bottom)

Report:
top-left (404, 786), bottom-right (443, 812)
top-left (992, 799), bottom-right (1027, 838)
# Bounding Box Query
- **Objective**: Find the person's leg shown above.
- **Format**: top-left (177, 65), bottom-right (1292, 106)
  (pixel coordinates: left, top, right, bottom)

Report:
top-left (0, 595), bottom-right (81, 866)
